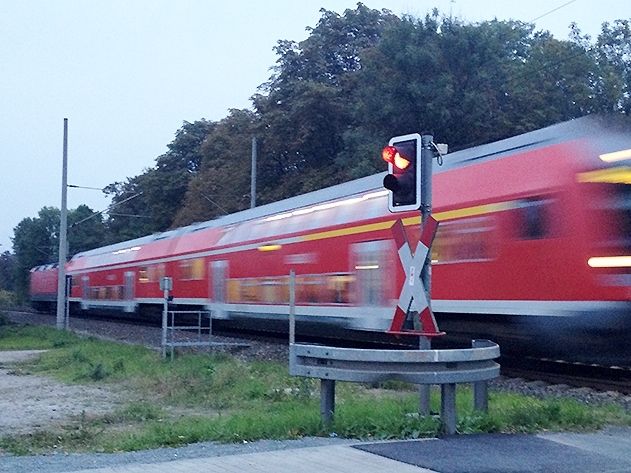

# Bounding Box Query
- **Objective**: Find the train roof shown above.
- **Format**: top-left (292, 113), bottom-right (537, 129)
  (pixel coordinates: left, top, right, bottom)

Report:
top-left (67, 114), bottom-right (626, 265)
top-left (437, 114), bottom-right (626, 171)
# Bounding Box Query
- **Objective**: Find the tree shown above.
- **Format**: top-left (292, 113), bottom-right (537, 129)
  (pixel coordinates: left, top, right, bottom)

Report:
top-left (335, 12), bottom-right (626, 179)
top-left (252, 4), bottom-right (400, 197)
top-left (12, 207), bottom-right (60, 300)
top-left (68, 204), bottom-right (107, 254)
top-left (104, 119), bottom-right (215, 242)
top-left (0, 251), bottom-right (15, 292)
top-left (594, 20), bottom-right (631, 114)
top-left (173, 109), bottom-right (258, 226)
top-left (11, 205), bottom-right (105, 301)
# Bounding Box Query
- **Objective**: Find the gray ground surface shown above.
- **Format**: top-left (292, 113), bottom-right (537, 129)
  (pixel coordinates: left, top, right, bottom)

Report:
top-left (0, 437), bottom-right (359, 473)
top-left (356, 426), bottom-right (631, 473)
top-left (0, 350), bottom-right (127, 436)
top-left (0, 349), bottom-right (354, 473)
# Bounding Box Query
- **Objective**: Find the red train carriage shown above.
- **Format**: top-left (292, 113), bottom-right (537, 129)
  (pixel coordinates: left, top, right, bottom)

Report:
top-left (29, 263), bottom-right (59, 311)
top-left (31, 116), bottom-right (631, 364)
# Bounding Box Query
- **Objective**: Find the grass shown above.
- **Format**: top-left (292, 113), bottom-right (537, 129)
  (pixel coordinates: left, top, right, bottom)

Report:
top-left (1, 322), bottom-right (630, 455)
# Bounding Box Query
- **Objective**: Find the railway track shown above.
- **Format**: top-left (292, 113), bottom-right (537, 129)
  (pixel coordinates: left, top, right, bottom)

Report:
top-left (501, 355), bottom-right (631, 394)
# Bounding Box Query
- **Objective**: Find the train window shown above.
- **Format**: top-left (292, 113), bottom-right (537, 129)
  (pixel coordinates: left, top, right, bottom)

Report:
top-left (517, 197), bottom-right (552, 240)
top-left (147, 264), bottom-right (165, 282)
top-left (226, 279), bottom-right (239, 303)
top-left (327, 274), bottom-right (354, 304)
top-left (179, 258), bottom-right (205, 280)
top-left (295, 275), bottom-right (322, 303)
top-left (260, 277), bottom-right (289, 303)
top-left (352, 240), bottom-right (393, 306)
top-left (588, 183), bottom-right (631, 252)
top-left (432, 216), bottom-right (495, 264)
top-left (138, 267), bottom-right (149, 283)
top-left (239, 279), bottom-right (260, 302)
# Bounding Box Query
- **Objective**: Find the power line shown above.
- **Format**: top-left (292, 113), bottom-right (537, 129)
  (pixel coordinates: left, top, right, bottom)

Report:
top-left (69, 192), bottom-right (144, 228)
top-left (67, 184), bottom-right (105, 191)
top-left (529, 0), bottom-right (578, 24)
top-left (106, 213), bottom-right (151, 219)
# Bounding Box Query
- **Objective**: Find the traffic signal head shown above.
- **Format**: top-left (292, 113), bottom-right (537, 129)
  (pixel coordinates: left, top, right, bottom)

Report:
top-left (382, 133), bottom-right (421, 212)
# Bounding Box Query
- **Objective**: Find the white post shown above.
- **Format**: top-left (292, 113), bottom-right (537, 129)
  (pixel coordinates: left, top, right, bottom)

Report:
top-left (251, 137), bottom-right (257, 209)
top-left (56, 118), bottom-right (69, 330)
top-left (289, 270), bottom-right (295, 345)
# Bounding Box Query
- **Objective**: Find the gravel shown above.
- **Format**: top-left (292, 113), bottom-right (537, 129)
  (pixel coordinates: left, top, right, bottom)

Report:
top-left (1, 309), bottom-right (630, 472)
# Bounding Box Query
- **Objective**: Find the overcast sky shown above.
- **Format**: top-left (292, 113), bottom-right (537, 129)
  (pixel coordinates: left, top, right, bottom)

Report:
top-left (1, 0), bottom-right (629, 252)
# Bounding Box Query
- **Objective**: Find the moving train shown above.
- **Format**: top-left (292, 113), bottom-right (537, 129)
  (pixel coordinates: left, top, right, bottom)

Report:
top-left (30, 116), bottom-right (631, 365)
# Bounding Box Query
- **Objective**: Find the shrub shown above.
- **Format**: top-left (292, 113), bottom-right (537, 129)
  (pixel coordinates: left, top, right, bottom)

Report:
top-left (0, 290), bottom-right (16, 309)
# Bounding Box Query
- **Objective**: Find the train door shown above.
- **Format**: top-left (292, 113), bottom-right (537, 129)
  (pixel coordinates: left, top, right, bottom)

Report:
top-left (351, 240), bottom-right (395, 306)
top-left (210, 260), bottom-right (228, 318)
top-left (81, 275), bottom-right (89, 310)
top-left (123, 271), bottom-right (135, 312)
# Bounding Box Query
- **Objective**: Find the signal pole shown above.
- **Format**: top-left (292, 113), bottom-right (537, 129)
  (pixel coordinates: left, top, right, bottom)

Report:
top-left (56, 118), bottom-right (69, 330)
top-left (418, 133), bottom-right (434, 413)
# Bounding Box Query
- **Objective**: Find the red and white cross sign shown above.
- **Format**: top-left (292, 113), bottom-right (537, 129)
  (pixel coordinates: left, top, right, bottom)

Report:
top-left (388, 216), bottom-right (443, 336)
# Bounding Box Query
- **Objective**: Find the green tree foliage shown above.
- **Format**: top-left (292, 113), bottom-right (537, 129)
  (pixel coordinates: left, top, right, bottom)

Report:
top-left (104, 119), bottom-right (214, 241)
top-left (341, 15), bottom-right (607, 176)
top-left (0, 251), bottom-right (16, 292)
top-left (252, 4), bottom-right (400, 197)
top-left (173, 109), bottom-right (258, 226)
top-left (594, 20), bottom-right (631, 114)
top-left (68, 204), bottom-right (107, 255)
top-left (11, 206), bottom-right (105, 300)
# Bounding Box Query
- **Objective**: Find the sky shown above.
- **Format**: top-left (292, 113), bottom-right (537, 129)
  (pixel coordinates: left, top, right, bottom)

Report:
top-left (1, 0), bottom-right (630, 252)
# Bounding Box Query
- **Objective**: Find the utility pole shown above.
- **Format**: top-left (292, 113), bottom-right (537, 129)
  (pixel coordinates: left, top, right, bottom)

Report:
top-left (56, 118), bottom-right (69, 330)
top-left (250, 136), bottom-right (257, 208)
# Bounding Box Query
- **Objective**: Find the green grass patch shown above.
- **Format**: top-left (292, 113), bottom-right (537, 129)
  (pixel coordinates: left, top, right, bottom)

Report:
top-left (1, 323), bottom-right (630, 455)
top-left (0, 324), bottom-right (76, 350)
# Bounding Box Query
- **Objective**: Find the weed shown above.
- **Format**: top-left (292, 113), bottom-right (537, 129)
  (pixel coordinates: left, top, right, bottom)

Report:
top-left (2, 324), bottom-right (630, 454)
top-left (89, 363), bottom-right (109, 381)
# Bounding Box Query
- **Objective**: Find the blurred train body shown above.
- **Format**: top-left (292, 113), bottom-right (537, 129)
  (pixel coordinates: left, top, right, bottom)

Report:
top-left (30, 116), bottom-right (631, 365)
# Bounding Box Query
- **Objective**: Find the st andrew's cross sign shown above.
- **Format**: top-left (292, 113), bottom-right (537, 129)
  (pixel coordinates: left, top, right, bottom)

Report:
top-left (387, 216), bottom-right (443, 336)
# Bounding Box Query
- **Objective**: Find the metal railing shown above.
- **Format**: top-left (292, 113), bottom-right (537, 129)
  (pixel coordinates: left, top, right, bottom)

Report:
top-left (289, 339), bottom-right (500, 434)
top-left (160, 310), bottom-right (248, 360)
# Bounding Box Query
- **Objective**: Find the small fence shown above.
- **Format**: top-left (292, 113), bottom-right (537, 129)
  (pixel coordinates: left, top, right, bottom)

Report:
top-left (160, 309), bottom-right (248, 359)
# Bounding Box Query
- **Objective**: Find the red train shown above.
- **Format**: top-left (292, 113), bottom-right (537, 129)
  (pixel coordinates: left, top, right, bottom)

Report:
top-left (30, 116), bottom-right (631, 365)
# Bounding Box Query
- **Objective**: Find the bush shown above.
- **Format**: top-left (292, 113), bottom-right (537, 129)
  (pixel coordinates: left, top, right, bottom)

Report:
top-left (0, 290), bottom-right (16, 308)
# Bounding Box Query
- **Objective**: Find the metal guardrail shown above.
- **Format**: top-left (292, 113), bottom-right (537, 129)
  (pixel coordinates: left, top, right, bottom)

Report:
top-left (289, 339), bottom-right (500, 434)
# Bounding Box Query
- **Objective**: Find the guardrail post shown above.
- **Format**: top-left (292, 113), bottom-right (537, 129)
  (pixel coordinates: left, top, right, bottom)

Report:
top-left (440, 383), bottom-right (457, 435)
top-left (320, 379), bottom-right (335, 427)
top-left (419, 336), bottom-right (431, 415)
top-left (472, 339), bottom-right (489, 412)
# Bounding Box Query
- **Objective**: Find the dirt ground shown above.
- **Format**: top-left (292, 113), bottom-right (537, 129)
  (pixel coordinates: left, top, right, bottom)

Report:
top-left (0, 350), bottom-right (126, 436)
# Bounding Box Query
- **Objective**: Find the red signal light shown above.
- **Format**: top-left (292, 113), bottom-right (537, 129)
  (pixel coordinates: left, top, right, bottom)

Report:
top-left (382, 145), bottom-right (397, 164)
top-left (382, 145), bottom-right (411, 171)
